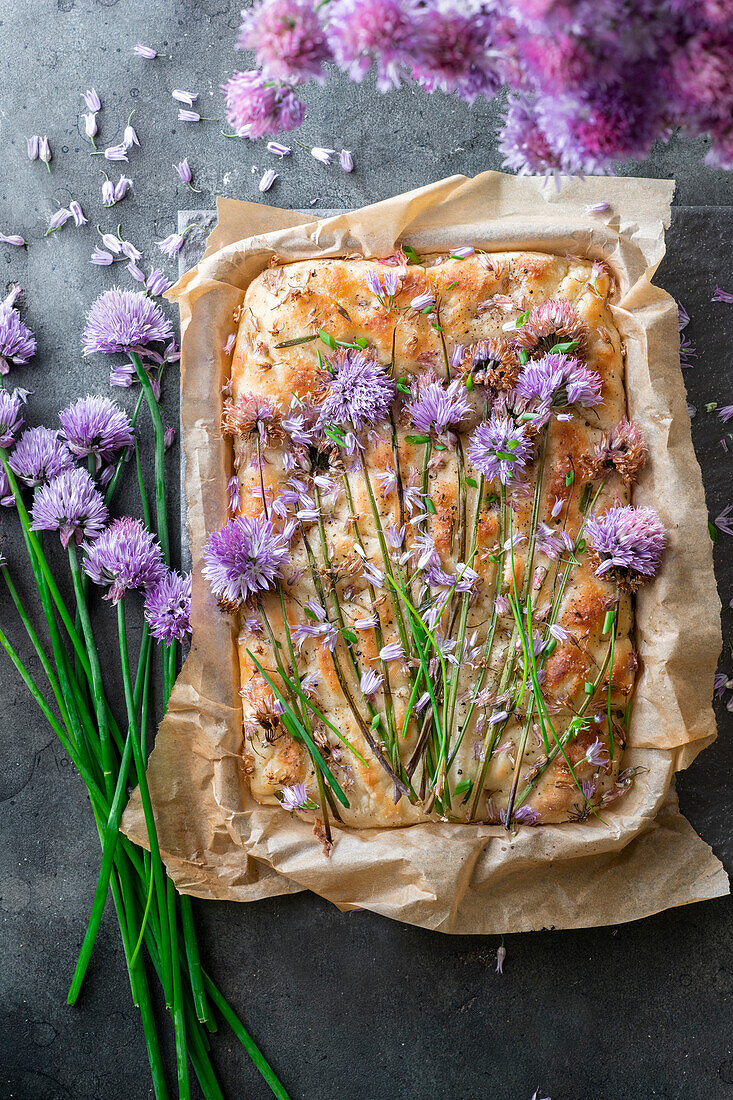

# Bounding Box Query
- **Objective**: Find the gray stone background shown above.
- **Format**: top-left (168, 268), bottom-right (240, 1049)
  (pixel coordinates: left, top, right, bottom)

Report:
top-left (1, 2), bottom-right (733, 1098)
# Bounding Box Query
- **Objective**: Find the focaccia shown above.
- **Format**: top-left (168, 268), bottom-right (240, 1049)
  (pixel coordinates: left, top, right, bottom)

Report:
top-left (227, 249), bottom-right (637, 834)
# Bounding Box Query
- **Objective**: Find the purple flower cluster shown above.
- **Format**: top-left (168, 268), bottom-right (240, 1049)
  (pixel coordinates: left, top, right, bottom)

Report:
top-left (0, 390), bottom-right (26, 449)
top-left (84, 516), bottom-right (166, 602)
top-left (31, 467), bottom-right (108, 548)
top-left (59, 395), bottom-right (134, 470)
top-left (82, 288), bottom-right (173, 357)
top-left (467, 413), bottom-right (535, 488)
top-left (144, 570), bottom-right (192, 644)
top-left (9, 427), bottom-right (74, 487)
top-left (0, 290), bottom-right (36, 376)
top-left (232, 1), bottom-right (733, 174)
top-left (585, 504), bottom-right (666, 590)
top-left (514, 353), bottom-right (603, 410)
top-left (406, 374), bottom-right (471, 441)
top-left (318, 349), bottom-right (396, 431)
top-left (203, 514), bottom-right (292, 607)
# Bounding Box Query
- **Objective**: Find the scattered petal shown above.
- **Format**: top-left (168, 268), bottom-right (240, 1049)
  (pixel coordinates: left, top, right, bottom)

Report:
top-left (259, 168), bottom-right (278, 192)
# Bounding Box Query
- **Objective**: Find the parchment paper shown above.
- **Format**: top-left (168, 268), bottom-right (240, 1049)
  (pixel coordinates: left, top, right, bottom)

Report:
top-left (122, 171), bottom-right (728, 933)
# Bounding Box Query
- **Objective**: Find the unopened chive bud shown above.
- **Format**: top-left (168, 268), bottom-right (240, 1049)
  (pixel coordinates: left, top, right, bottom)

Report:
top-left (584, 681), bottom-right (594, 695)
top-left (602, 609), bottom-right (616, 634)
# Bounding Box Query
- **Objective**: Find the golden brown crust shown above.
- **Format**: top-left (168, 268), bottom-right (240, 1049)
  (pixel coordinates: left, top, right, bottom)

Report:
top-left (229, 251), bottom-right (632, 829)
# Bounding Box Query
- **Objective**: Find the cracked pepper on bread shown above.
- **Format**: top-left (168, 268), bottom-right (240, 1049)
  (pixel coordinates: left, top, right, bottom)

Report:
top-left (218, 246), bottom-right (655, 839)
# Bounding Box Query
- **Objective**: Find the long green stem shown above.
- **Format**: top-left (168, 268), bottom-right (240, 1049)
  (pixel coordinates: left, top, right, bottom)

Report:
top-left (130, 351), bottom-right (169, 565)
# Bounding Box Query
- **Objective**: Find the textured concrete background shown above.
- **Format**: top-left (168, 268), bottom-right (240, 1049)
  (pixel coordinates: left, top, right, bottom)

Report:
top-left (1, 2), bottom-right (733, 1098)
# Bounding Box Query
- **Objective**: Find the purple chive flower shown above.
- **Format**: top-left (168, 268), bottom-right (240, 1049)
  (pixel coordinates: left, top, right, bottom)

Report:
top-left (0, 292), bottom-right (36, 375)
top-left (514, 353), bottom-right (603, 409)
top-left (59, 395), bottom-right (134, 469)
top-left (712, 287), bottom-right (733, 304)
top-left (0, 390), bottom-right (25, 448)
top-left (715, 505), bottom-right (733, 537)
top-left (100, 233), bottom-right (123, 255)
top-left (450, 246), bottom-right (475, 258)
top-left (311, 146), bottom-right (335, 164)
top-left (410, 292), bottom-right (435, 310)
top-left (156, 231), bottom-right (186, 257)
top-left (227, 474), bottom-right (241, 514)
top-left (718, 405), bottom-right (733, 424)
top-left (120, 239), bottom-right (142, 261)
top-left (134, 44), bottom-right (157, 58)
top-left (496, 943), bottom-right (506, 973)
top-left (499, 97), bottom-right (561, 178)
top-left (146, 269), bottom-right (172, 297)
top-left (172, 90), bottom-right (198, 106)
top-left (125, 264), bottom-right (143, 285)
top-left (114, 175), bottom-right (133, 201)
top-left (586, 737), bottom-right (610, 768)
top-left (103, 144), bottom-right (129, 162)
top-left (175, 158), bottom-right (192, 183)
top-left (83, 88), bottom-right (101, 112)
top-left (27, 135), bottom-right (40, 160)
top-left (339, 149), bottom-right (354, 172)
top-left (144, 570), bottom-right (192, 644)
top-left (585, 505), bottom-right (666, 589)
top-left (360, 668), bottom-right (383, 697)
top-left (91, 246), bottom-right (114, 266)
top-left (9, 427), bottom-right (74, 487)
top-left (501, 804), bottom-right (539, 826)
top-left (378, 641), bottom-right (404, 662)
top-left (279, 783), bottom-right (311, 811)
top-left (163, 425), bottom-right (176, 450)
top-left (377, 467), bottom-right (397, 497)
top-left (366, 267), bottom-right (399, 305)
top-left (202, 514), bottom-right (291, 607)
top-left (69, 200), bottom-right (87, 227)
top-left (406, 375), bottom-right (471, 439)
top-left (327, 0), bottom-right (418, 91)
top-left (549, 623), bottom-right (571, 643)
top-left (0, 234), bottom-right (25, 247)
top-left (586, 202), bottom-right (610, 213)
top-left (82, 288), bottom-right (173, 356)
top-left (467, 414), bottom-right (534, 487)
top-left (178, 109), bottom-right (201, 122)
top-left (123, 120), bottom-right (140, 148)
top-left (318, 348), bottom-right (396, 431)
top-left (31, 467), bottom-right (108, 548)
top-left (239, 0), bottom-right (331, 84)
top-left (82, 113), bottom-right (98, 140)
top-left (259, 168), bottom-right (278, 192)
top-left (39, 137), bottom-right (51, 167)
top-left (84, 516), bottom-right (165, 602)
top-left (224, 333), bottom-right (236, 355)
top-left (46, 208), bottom-right (72, 233)
top-left (266, 141), bottom-right (291, 156)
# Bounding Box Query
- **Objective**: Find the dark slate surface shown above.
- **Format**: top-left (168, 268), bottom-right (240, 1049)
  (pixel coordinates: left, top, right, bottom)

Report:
top-left (1, 2), bottom-right (733, 1096)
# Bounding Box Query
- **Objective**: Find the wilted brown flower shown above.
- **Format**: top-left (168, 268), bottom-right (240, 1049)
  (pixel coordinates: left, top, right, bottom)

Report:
top-left (459, 338), bottom-right (520, 391)
top-left (580, 417), bottom-right (647, 484)
top-left (222, 392), bottom-right (284, 446)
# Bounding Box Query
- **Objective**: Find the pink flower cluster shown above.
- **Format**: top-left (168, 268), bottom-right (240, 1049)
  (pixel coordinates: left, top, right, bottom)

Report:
top-left (226, 0), bottom-right (733, 174)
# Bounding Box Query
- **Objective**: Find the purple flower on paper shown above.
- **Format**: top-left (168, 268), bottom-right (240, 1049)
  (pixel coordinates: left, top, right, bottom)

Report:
top-left (716, 505), bottom-right (733, 537)
top-left (239, 0), bottom-right (331, 84)
top-left (91, 247), bottom-right (114, 266)
top-left (378, 641), bottom-right (404, 662)
top-left (83, 88), bottom-right (101, 112)
top-left (360, 668), bottom-right (383, 697)
top-left (319, 348), bottom-right (396, 431)
top-left (172, 90), bottom-right (198, 106)
top-left (144, 570), bottom-right (192, 644)
top-left (586, 202), bottom-right (610, 214)
top-left (146, 269), bottom-right (172, 297)
top-left (0, 390), bottom-right (25, 448)
top-left (450, 246), bottom-right (475, 259)
top-left (586, 737), bottom-right (610, 768)
top-left (31, 467), bottom-right (108, 548)
top-left (311, 146), bottom-right (334, 164)
top-left (82, 288), bottom-right (173, 356)
top-left (0, 293), bottom-right (36, 375)
top-left (133, 44), bottom-right (157, 58)
top-left (326, 0), bottom-right (417, 91)
top-left (103, 144), bottom-right (129, 162)
top-left (514, 353), bottom-right (603, 409)
top-left (339, 149), bottom-right (354, 172)
top-left (9, 427), bottom-right (74, 488)
top-left (712, 287), bottom-right (733, 304)
top-left (222, 70), bottom-right (306, 139)
top-left (27, 135), bottom-right (40, 160)
top-left (266, 141), bottom-right (291, 157)
top-left (467, 414), bottom-right (534, 487)
top-left (69, 201), bottom-right (87, 227)
top-left (59, 395), bottom-right (134, 470)
top-left (585, 505), bottom-right (666, 590)
top-left (203, 514), bottom-right (291, 607)
top-left (259, 168), bottom-right (278, 192)
top-left (84, 516), bottom-right (165, 602)
top-left (156, 231), bottom-right (187, 257)
top-left (0, 234), bottom-right (25, 247)
top-left (279, 783), bottom-right (312, 811)
top-left (227, 475), bottom-right (241, 515)
top-left (406, 374), bottom-right (471, 440)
